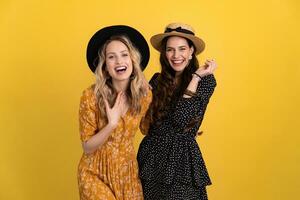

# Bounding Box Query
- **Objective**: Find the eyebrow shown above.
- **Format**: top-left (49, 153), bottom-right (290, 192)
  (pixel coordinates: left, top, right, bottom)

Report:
top-left (166, 45), bottom-right (188, 49)
top-left (106, 49), bottom-right (129, 55)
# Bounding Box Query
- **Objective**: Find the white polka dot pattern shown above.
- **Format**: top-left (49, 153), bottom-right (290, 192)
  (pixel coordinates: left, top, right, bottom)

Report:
top-left (137, 73), bottom-right (217, 200)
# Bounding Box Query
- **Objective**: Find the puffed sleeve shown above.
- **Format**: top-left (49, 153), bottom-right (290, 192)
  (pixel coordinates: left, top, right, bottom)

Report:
top-left (149, 73), bottom-right (160, 88)
top-left (140, 87), bottom-right (153, 116)
top-left (79, 87), bottom-right (98, 142)
top-left (171, 74), bottom-right (217, 131)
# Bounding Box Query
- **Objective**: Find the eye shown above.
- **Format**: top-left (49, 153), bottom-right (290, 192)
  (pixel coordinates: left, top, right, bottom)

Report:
top-left (166, 48), bottom-right (173, 52)
top-left (179, 47), bottom-right (187, 51)
top-left (122, 53), bottom-right (129, 57)
top-left (107, 55), bottom-right (114, 59)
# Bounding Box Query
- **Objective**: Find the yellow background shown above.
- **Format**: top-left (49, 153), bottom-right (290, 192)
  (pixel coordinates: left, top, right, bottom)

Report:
top-left (1, 0), bottom-right (299, 199)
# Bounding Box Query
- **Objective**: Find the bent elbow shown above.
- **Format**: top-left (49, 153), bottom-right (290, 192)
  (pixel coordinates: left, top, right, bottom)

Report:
top-left (82, 142), bottom-right (96, 155)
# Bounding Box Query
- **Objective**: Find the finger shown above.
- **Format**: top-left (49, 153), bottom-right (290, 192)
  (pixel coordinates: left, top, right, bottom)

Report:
top-left (205, 62), bottom-right (213, 74)
top-left (120, 92), bottom-right (127, 105)
top-left (149, 83), bottom-right (153, 90)
top-left (210, 60), bottom-right (216, 65)
top-left (207, 59), bottom-right (216, 65)
top-left (104, 99), bottom-right (110, 112)
top-left (205, 62), bottom-right (212, 70)
top-left (142, 79), bottom-right (149, 90)
top-left (145, 81), bottom-right (152, 90)
top-left (205, 59), bottom-right (216, 73)
top-left (117, 94), bottom-right (126, 113)
top-left (210, 61), bottom-right (217, 71)
top-left (118, 92), bottom-right (127, 109)
top-left (200, 63), bottom-right (209, 68)
top-left (205, 60), bottom-right (212, 64)
top-left (114, 92), bottom-right (123, 107)
top-left (212, 64), bottom-right (217, 71)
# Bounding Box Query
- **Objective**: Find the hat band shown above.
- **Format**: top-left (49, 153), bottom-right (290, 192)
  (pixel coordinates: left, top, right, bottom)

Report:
top-left (164, 27), bottom-right (195, 35)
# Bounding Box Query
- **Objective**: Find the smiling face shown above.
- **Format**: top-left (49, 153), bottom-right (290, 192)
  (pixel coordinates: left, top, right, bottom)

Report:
top-left (105, 40), bottom-right (133, 82)
top-left (165, 36), bottom-right (194, 75)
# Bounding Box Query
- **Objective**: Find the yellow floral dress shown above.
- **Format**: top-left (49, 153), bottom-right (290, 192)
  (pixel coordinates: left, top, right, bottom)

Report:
top-left (78, 85), bottom-right (152, 200)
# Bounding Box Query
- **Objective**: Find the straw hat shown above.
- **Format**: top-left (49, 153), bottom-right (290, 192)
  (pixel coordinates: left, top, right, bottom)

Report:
top-left (150, 23), bottom-right (205, 55)
top-left (86, 25), bottom-right (150, 72)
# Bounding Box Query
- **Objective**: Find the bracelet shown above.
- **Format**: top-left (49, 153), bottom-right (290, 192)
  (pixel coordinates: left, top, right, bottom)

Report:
top-left (192, 73), bottom-right (202, 81)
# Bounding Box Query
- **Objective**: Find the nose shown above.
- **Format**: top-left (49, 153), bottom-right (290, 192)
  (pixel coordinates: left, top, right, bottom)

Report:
top-left (173, 50), bottom-right (179, 58)
top-left (115, 55), bottom-right (122, 64)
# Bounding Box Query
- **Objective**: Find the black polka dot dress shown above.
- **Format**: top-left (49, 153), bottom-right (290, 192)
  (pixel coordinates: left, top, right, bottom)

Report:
top-left (137, 73), bottom-right (217, 200)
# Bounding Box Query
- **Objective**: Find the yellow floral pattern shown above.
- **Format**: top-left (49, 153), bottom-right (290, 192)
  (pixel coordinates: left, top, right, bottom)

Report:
top-left (78, 85), bottom-right (152, 200)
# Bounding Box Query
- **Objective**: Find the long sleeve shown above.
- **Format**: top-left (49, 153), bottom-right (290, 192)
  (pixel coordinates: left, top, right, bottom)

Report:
top-left (139, 88), bottom-right (152, 135)
top-left (137, 75), bottom-right (215, 191)
top-left (79, 87), bottom-right (98, 142)
top-left (139, 73), bottom-right (159, 135)
top-left (171, 74), bottom-right (217, 131)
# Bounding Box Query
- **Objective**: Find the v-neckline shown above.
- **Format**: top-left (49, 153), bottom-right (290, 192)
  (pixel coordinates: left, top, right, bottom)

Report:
top-left (121, 106), bottom-right (131, 119)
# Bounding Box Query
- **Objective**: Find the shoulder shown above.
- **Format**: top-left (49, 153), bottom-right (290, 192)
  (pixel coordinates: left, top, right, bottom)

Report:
top-left (139, 86), bottom-right (152, 115)
top-left (82, 84), bottom-right (95, 96)
top-left (80, 84), bottom-right (97, 106)
top-left (141, 85), bottom-right (153, 103)
top-left (149, 72), bottom-right (160, 88)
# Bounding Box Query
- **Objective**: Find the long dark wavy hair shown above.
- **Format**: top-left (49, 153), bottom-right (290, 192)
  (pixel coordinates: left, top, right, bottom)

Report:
top-left (145, 36), bottom-right (200, 127)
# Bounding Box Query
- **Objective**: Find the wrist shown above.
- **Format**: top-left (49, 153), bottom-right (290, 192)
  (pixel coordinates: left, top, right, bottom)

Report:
top-left (106, 122), bottom-right (117, 130)
top-left (184, 89), bottom-right (197, 97)
top-left (192, 73), bottom-right (202, 81)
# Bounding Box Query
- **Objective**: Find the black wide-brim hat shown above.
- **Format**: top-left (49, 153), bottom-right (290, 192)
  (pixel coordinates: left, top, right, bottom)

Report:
top-left (86, 25), bottom-right (150, 72)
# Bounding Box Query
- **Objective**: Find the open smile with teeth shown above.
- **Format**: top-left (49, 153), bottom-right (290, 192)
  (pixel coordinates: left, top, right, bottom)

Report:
top-left (115, 66), bottom-right (127, 73)
top-left (172, 60), bottom-right (184, 65)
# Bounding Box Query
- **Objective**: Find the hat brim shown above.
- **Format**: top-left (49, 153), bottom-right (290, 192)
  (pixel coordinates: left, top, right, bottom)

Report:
top-left (150, 32), bottom-right (205, 55)
top-left (86, 25), bottom-right (150, 72)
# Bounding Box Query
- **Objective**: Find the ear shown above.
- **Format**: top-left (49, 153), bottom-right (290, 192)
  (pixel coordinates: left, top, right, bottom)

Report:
top-left (189, 46), bottom-right (194, 59)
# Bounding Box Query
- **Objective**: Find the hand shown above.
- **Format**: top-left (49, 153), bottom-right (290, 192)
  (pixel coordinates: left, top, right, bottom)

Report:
top-left (142, 78), bottom-right (152, 90)
top-left (195, 59), bottom-right (217, 78)
top-left (104, 91), bottom-right (127, 128)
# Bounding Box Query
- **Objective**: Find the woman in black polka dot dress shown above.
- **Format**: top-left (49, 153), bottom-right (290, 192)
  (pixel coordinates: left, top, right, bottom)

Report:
top-left (137, 23), bottom-right (217, 200)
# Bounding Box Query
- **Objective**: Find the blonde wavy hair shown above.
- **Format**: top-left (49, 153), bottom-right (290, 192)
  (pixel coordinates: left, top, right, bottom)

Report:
top-left (94, 35), bottom-right (147, 120)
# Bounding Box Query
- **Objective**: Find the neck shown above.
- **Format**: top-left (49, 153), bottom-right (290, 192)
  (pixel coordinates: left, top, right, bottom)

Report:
top-left (112, 79), bottom-right (130, 92)
top-left (175, 70), bottom-right (183, 77)
top-left (174, 73), bottom-right (182, 85)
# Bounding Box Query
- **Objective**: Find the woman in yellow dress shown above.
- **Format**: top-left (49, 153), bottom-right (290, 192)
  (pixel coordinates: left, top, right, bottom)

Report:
top-left (78, 25), bottom-right (151, 200)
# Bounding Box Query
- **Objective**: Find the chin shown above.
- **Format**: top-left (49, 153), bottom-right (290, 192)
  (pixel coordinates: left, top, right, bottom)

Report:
top-left (116, 75), bottom-right (131, 81)
top-left (172, 66), bottom-right (185, 73)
